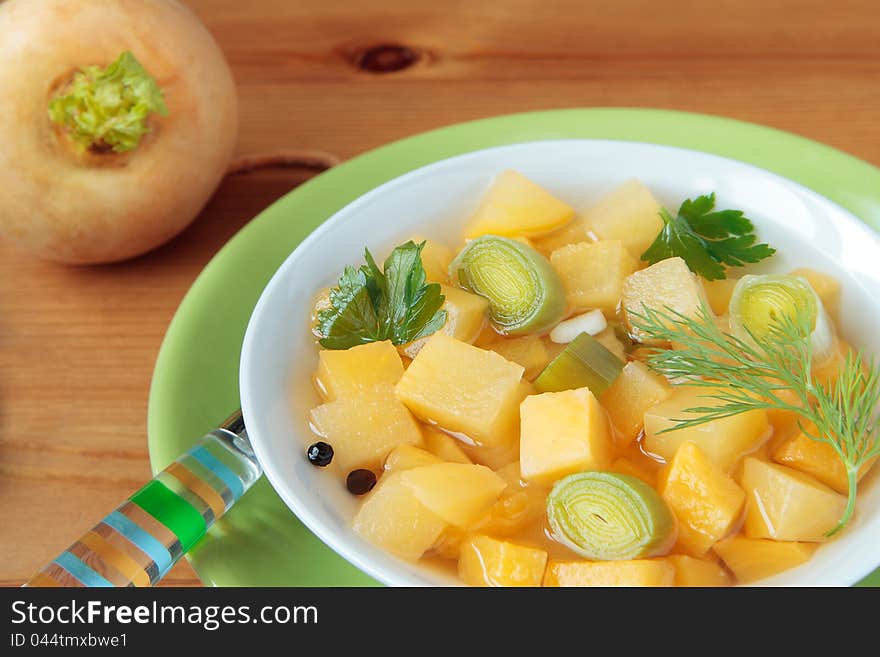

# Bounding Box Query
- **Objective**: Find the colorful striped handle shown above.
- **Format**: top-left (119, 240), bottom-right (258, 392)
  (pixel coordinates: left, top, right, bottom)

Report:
top-left (26, 413), bottom-right (261, 587)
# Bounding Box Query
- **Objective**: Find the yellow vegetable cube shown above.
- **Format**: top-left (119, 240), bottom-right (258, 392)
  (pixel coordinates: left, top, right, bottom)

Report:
top-left (352, 473), bottom-right (447, 561)
top-left (668, 555), bottom-right (732, 587)
top-left (533, 216), bottom-right (592, 255)
top-left (440, 285), bottom-right (490, 342)
top-left (520, 387), bottom-right (612, 486)
top-left (459, 535), bottom-right (548, 587)
top-left (621, 257), bottom-right (708, 343)
top-left (309, 384), bottom-right (423, 471)
top-left (383, 445), bottom-right (443, 473)
top-left (422, 427), bottom-right (472, 464)
top-left (399, 285), bottom-right (489, 359)
top-left (600, 361), bottom-right (672, 445)
top-left (701, 277), bottom-right (739, 315)
top-left (713, 535), bottom-right (816, 584)
top-left (543, 560), bottom-right (674, 587)
top-left (464, 170), bottom-right (575, 239)
top-left (658, 442), bottom-right (746, 555)
top-left (550, 240), bottom-right (638, 316)
top-left (773, 430), bottom-right (875, 495)
top-left (400, 463), bottom-right (507, 528)
top-left (395, 333), bottom-right (524, 446)
top-left (582, 179), bottom-right (663, 258)
top-left (411, 236), bottom-right (454, 283)
top-left (489, 335), bottom-right (552, 381)
top-left (740, 458), bottom-right (847, 541)
top-left (789, 267), bottom-right (841, 317)
top-left (643, 386), bottom-right (770, 472)
top-left (315, 341), bottom-right (404, 401)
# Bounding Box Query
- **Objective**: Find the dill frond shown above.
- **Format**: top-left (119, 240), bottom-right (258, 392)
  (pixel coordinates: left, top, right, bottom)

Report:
top-left (630, 302), bottom-right (879, 534)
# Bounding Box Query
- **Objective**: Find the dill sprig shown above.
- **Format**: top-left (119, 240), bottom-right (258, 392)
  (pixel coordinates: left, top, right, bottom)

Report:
top-left (630, 302), bottom-right (880, 535)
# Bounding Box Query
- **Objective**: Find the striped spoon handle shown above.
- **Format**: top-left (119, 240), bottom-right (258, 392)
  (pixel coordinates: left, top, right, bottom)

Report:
top-left (26, 411), bottom-right (261, 587)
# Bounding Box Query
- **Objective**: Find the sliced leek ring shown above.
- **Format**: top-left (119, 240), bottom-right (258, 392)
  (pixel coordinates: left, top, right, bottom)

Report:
top-left (547, 472), bottom-right (677, 561)
top-left (729, 274), bottom-right (835, 364)
top-left (449, 235), bottom-right (566, 335)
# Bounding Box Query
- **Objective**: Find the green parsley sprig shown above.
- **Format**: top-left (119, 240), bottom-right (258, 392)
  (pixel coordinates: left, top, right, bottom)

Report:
top-left (316, 241), bottom-right (447, 350)
top-left (631, 302), bottom-right (879, 535)
top-left (641, 193), bottom-right (776, 281)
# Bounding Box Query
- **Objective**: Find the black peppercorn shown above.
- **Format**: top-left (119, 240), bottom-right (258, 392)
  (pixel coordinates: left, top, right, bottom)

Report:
top-left (346, 469), bottom-right (377, 495)
top-left (307, 441), bottom-right (334, 467)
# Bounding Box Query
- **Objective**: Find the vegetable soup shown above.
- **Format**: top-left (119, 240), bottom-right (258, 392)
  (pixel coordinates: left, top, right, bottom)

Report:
top-left (301, 171), bottom-right (878, 586)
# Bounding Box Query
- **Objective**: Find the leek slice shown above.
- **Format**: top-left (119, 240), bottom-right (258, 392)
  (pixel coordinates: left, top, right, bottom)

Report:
top-left (449, 235), bottom-right (566, 335)
top-left (533, 332), bottom-right (624, 395)
top-left (729, 274), bottom-right (835, 363)
top-left (547, 472), bottom-right (677, 561)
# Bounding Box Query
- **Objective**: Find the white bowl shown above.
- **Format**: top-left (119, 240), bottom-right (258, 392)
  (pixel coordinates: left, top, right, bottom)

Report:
top-left (240, 140), bottom-right (880, 587)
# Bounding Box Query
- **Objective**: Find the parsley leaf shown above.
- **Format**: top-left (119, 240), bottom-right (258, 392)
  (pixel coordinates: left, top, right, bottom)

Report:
top-left (640, 193), bottom-right (776, 281)
top-left (316, 241), bottom-right (447, 350)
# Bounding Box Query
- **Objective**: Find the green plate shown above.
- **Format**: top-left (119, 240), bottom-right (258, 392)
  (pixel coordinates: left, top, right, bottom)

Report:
top-left (147, 108), bottom-right (880, 587)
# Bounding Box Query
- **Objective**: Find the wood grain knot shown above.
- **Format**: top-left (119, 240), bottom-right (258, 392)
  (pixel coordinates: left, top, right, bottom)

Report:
top-left (353, 44), bottom-right (421, 73)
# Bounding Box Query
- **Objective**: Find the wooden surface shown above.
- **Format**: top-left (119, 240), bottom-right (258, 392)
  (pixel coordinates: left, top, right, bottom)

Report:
top-left (3, 0), bottom-right (880, 587)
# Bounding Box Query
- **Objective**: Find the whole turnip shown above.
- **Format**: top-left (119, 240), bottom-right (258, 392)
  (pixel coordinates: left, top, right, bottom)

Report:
top-left (0, 0), bottom-right (238, 264)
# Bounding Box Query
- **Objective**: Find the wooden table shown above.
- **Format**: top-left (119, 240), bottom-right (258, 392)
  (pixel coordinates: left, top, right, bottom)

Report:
top-left (3, 0), bottom-right (879, 587)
